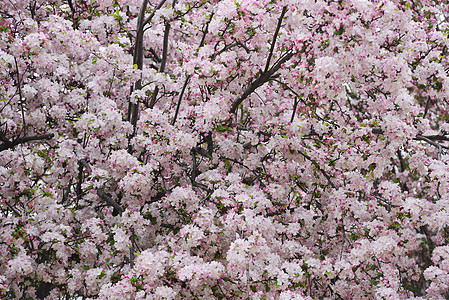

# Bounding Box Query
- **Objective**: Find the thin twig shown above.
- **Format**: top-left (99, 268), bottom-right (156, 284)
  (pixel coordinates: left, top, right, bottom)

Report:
top-left (298, 150), bottom-right (337, 189)
top-left (264, 6), bottom-right (287, 73)
top-left (291, 96), bottom-right (298, 123)
top-left (171, 75), bottom-right (191, 125)
top-left (199, 12), bottom-right (214, 48)
top-left (14, 57), bottom-right (26, 136)
top-left (130, 228), bottom-right (136, 268)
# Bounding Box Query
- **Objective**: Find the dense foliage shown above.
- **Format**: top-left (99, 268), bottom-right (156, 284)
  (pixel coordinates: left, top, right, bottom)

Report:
top-left (1, 0), bottom-right (449, 298)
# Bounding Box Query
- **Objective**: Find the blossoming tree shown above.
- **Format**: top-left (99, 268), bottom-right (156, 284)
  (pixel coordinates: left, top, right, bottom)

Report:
top-left (1, 0), bottom-right (449, 298)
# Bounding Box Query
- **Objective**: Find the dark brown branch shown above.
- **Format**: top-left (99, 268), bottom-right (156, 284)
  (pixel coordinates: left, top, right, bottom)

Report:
top-left (417, 134), bottom-right (449, 142)
top-left (163, 14), bottom-right (212, 113)
top-left (76, 161), bottom-right (84, 198)
top-left (396, 150), bottom-right (409, 191)
top-left (372, 128), bottom-right (384, 134)
top-left (272, 79), bottom-right (304, 101)
top-left (67, 0), bottom-right (75, 15)
top-left (212, 42), bottom-right (247, 60)
top-left (171, 75), bottom-right (191, 126)
top-left (229, 50), bottom-right (295, 114)
top-left (414, 135), bottom-right (442, 148)
top-left (264, 6), bottom-right (287, 73)
top-left (191, 146), bottom-right (210, 158)
top-left (291, 97), bottom-right (298, 123)
top-left (97, 189), bottom-right (123, 215)
top-left (61, 180), bottom-right (72, 204)
top-left (76, 159), bottom-right (92, 198)
top-left (76, 160), bottom-right (124, 215)
top-left (205, 131), bottom-right (213, 156)
top-left (414, 135), bottom-right (445, 159)
top-left (143, 0), bottom-right (168, 26)
top-left (4, 201), bottom-right (21, 217)
top-left (192, 181), bottom-right (211, 192)
top-left (372, 128), bottom-right (449, 157)
top-left (189, 149), bottom-right (213, 193)
top-left (149, 48), bottom-right (161, 63)
top-left (14, 57), bottom-right (26, 136)
top-left (148, 86), bottom-right (160, 109)
top-left (373, 127), bottom-right (449, 144)
top-left (130, 228), bottom-right (136, 268)
top-left (79, 159), bottom-right (92, 174)
top-left (423, 97), bottom-right (431, 118)
top-left (127, 0), bottom-right (149, 128)
top-left (0, 125), bottom-right (8, 142)
top-left (148, 21), bottom-right (171, 109)
top-left (160, 22), bottom-right (170, 72)
top-left (298, 150), bottom-right (337, 189)
top-left (397, 150), bottom-right (406, 172)
top-left (218, 155), bottom-right (266, 187)
top-left (0, 133), bottom-right (54, 152)
top-left (128, 0), bottom-right (168, 143)
top-left (199, 12), bottom-right (214, 49)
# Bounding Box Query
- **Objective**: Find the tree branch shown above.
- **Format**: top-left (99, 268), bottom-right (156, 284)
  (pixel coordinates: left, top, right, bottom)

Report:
top-left (199, 13), bottom-right (214, 48)
top-left (264, 6), bottom-right (287, 73)
top-left (76, 159), bottom-right (92, 198)
top-left (0, 133), bottom-right (54, 152)
top-left (160, 22), bottom-right (170, 73)
top-left (97, 189), bottom-right (123, 215)
top-left (149, 48), bottom-right (162, 63)
top-left (417, 134), bottom-right (449, 142)
top-left (79, 159), bottom-right (92, 174)
top-left (171, 75), bottom-right (191, 125)
top-left (373, 127), bottom-right (449, 145)
top-left (298, 150), bottom-right (337, 189)
top-left (229, 50), bottom-right (295, 114)
top-left (76, 159), bottom-right (123, 214)
top-left (13, 57), bottom-right (26, 135)
top-left (372, 128), bottom-right (384, 134)
top-left (143, 0), bottom-right (168, 27)
top-left (67, 0), bottom-right (75, 15)
top-left (148, 21), bottom-right (171, 109)
top-left (414, 135), bottom-right (442, 148)
top-left (372, 128), bottom-right (448, 158)
top-left (127, 0), bottom-right (149, 129)
top-left (291, 96), bottom-right (298, 123)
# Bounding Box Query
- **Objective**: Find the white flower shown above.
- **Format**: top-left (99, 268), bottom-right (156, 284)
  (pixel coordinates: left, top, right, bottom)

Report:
top-left (113, 226), bottom-right (130, 252)
top-left (154, 286), bottom-right (177, 299)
